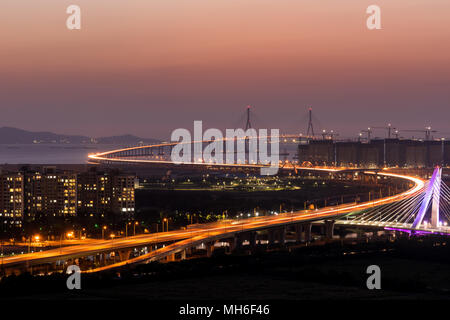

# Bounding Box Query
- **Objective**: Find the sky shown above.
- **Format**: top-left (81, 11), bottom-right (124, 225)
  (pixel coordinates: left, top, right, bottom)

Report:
top-left (1, 0), bottom-right (449, 139)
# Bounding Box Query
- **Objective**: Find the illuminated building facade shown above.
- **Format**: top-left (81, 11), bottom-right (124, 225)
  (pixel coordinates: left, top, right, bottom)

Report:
top-left (0, 167), bottom-right (135, 226)
top-left (77, 169), bottom-right (135, 218)
top-left (0, 172), bottom-right (24, 228)
top-left (24, 167), bottom-right (77, 218)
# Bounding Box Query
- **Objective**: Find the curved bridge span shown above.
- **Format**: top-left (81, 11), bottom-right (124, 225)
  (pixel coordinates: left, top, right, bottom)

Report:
top-left (88, 135), bottom-right (318, 172)
top-left (0, 168), bottom-right (425, 274)
top-left (86, 171), bottom-right (426, 273)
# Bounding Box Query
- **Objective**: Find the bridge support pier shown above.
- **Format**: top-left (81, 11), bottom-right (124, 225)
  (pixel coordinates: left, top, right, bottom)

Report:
top-left (96, 253), bottom-right (105, 266)
top-left (180, 249), bottom-right (187, 260)
top-left (166, 253), bottom-right (176, 262)
top-left (118, 249), bottom-right (132, 262)
top-left (248, 231), bottom-right (257, 247)
top-left (206, 242), bottom-right (215, 257)
top-left (226, 237), bottom-right (237, 253)
top-left (304, 223), bottom-right (312, 242)
top-left (295, 224), bottom-right (303, 242)
top-left (325, 220), bottom-right (335, 240)
top-left (267, 230), bottom-right (275, 245)
top-left (278, 227), bottom-right (286, 244)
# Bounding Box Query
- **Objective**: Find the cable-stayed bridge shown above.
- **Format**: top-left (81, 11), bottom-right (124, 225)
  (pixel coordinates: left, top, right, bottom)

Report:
top-left (83, 168), bottom-right (450, 273)
top-left (4, 103), bottom-right (450, 274)
top-left (78, 117), bottom-right (450, 273)
top-left (66, 108), bottom-right (450, 272)
top-left (3, 168), bottom-right (444, 276)
top-left (338, 167), bottom-right (450, 235)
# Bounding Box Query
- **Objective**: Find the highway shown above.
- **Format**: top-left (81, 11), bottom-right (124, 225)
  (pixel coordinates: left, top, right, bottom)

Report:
top-left (1, 171), bottom-right (425, 270)
top-left (87, 134), bottom-right (339, 171)
top-left (84, 171), bottom-right (425, 272)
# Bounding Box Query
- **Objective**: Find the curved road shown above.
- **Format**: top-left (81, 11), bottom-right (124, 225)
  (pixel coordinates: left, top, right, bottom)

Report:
top-left (1, 171), bottom-right (424, 271)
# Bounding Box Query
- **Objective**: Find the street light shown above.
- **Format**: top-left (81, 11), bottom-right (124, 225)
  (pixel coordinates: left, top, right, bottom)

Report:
top-left (79, 228), bottom-right (86, 240)
top-left (32, 235), bottom-right (40, 252)
top-left (125, 222), bottom-right (131, 238)
top-left (110, 233), bottom-right (116, 263)
top-left (134, 221), bottom-right (139, 236)
top-left (102, 226), bottom-right (107, 239)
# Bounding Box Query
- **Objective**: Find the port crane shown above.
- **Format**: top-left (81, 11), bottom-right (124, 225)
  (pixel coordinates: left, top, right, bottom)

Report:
top-left (369, 124), bottom-right (398, 139)
top-left (321, 129), bottom-right (339, 140)
top-left (399, 127), bottom-right (437, 141)
top-left (360, 127), bottom-right (372, 142)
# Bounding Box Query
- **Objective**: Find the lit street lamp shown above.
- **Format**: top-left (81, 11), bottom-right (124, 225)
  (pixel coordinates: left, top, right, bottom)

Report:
top-left (110, 233), bottom-right (116, 263)
top-left (125, 222), bottom-right (131, 238)
top-left (79, 228), bottom-right (86, 240)
top-left (134, 221), bottom-right (139, 236)
top-left (102, 226), bottom-right (107, 239)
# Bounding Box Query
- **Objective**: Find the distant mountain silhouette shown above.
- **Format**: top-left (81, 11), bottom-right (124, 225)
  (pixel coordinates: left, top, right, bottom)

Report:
top-left (0, 127), bottom-right (160, 145)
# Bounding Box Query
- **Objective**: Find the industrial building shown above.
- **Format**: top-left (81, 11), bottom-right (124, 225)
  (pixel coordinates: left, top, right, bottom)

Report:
top-left (298, 138), bottom-right (449, 168)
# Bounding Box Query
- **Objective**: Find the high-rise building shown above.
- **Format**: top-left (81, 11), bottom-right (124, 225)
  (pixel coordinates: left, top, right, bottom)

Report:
top-left (111, 175), bottom-right (135, 217)
top-left (24, 167), bottom-right (77, 218)
top-left (0, 167), bottom-right (135, 226)
top-left (0, 172), bottom-right (24, 228)
top-left (77, 169), bottom-right (135, 218)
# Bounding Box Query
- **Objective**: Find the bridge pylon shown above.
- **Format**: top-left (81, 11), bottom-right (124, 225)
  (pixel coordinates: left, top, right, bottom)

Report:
top-left (306, 107), bottom-right (315, 137)
top-left (412, 167), bottom-right (442, 229)
top-left (431, 167), bottom-right (442, 228)
top-left (245, 105), bottom-right (252, 130)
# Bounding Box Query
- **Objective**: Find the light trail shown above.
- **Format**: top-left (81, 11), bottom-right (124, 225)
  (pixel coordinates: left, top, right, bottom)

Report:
top-left (87, 135), bottom-right (342, 171)
top-left (0, 160), bottom-right (425, 272)
top-left (85, 170), bottom-right (424, 273)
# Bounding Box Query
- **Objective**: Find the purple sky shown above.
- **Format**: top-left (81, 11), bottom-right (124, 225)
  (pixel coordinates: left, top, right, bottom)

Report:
top-left (1, 0), bottom-right (449, 139)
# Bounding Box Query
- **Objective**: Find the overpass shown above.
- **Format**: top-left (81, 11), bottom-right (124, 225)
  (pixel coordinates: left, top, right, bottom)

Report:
top-left (0, 169), bottom-right (426, 275)
top-left (5, 134), bottom-right (450, 275)
top-left (87, 134), bottom-right (315, 174)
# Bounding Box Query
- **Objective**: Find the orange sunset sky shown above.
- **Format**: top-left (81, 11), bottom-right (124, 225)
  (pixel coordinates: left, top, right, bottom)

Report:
top-left (1, 0), bottom-right (449, 138)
